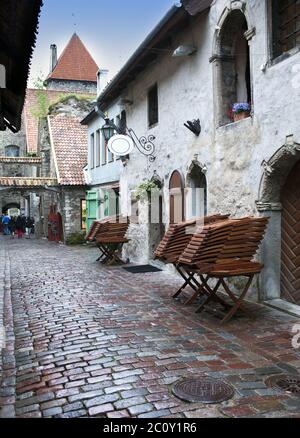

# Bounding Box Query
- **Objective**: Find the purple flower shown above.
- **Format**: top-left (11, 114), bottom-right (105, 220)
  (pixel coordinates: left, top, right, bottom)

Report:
top-left (232, 103), bottom-right (251, 114)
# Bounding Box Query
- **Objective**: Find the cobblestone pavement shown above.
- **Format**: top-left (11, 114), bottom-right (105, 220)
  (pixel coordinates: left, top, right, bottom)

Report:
top-left (0, 236), bottom-right (300, 418)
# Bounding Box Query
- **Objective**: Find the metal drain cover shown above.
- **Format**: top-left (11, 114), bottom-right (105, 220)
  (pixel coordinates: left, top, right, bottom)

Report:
top-left (265, 374), bottom-right (300, 395)
top-left (172, 377), bottom-right (235, 404)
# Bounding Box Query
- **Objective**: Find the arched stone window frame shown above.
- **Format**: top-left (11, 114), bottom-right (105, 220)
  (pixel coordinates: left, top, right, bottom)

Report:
top-left (4, 145), bottom-right (20, 157)
top-left (256, 135), bottom-right (300, 303)
top-left (186, 157), bottom-right (208, 219)
top-left (210, 1), bottom-right (256, 127)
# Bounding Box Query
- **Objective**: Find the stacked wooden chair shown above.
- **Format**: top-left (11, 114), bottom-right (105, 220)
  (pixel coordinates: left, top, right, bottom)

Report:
top-left (177, 217), bottom-right (269, 323)
top-left (86, 220), bottom-right (107, 243)
top-left (154, 214), bottom-right (230, 301)
top-left (87, 216), bottom-right (130, 265)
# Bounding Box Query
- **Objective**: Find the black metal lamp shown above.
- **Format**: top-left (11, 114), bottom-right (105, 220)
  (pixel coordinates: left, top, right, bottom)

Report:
top-left (101, 118), bottom-right (115, 142)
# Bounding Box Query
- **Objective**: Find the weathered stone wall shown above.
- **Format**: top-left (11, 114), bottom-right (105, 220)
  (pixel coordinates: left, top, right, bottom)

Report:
top-left (60, 188), bottom-right (86, 240)
top-left (102, 0), bottom-right (300, 301)
top-left (0, 119), bottom-right (27, 157)
top-left (47, 79), bottom-right (97, 95)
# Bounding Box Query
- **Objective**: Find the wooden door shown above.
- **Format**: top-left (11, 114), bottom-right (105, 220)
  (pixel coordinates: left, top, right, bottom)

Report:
top-left (169, 170), bottom-right (185, 224)
top-left (281, 160), bottom-right (300, 304)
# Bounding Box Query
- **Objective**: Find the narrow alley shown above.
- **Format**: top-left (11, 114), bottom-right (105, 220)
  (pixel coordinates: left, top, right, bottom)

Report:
top-left (0, 236), bottom-right (300, 419)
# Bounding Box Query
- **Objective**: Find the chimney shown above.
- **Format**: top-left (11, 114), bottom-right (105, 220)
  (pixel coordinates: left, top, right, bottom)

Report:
top-left (97, 69), bottom-right (109, 96)
top-left (50, 44), bottom-right (58, 73)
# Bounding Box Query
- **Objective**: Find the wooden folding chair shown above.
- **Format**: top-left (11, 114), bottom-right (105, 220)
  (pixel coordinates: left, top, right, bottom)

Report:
top-left (95, 217), bottom-right (130, 265)
top-left (87, 216), bottom-right (130, 264)
top-left (154, 214), bottom-right (230, 302)
top-left (86, 220), bottom-right (105, 243)
top-left (178, 217), bottom-right (269, 323)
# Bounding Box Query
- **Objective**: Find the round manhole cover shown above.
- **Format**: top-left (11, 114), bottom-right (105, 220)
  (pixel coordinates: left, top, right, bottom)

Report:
top-left (265, 374), bottom-right (300, 395)
top-left (172, 377), bottom-right (235, 404)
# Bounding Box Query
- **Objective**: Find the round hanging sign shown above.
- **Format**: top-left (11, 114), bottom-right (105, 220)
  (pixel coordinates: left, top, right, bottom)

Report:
top-left (107, 135), bottom-right (134, 157)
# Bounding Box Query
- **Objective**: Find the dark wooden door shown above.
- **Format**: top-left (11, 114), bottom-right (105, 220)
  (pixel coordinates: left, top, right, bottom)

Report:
top-left (281, 160), bottom-right (300, 304)
top-left (169, 170), bottom-right (185, 224)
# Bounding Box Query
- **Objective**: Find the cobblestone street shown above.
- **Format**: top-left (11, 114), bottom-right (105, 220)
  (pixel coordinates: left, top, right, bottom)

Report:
top-left (0, 236), bottom-right (300, 418)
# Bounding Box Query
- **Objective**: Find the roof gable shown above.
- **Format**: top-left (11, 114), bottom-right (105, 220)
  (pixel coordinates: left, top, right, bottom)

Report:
top-left (47, 33), bottom-right (99, 83)
top-left (48, 114), bottom-right (88, 186)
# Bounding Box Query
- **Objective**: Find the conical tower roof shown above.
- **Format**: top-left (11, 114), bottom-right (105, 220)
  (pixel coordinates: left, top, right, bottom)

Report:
top-left (48, 33), bottom-right (98, 82)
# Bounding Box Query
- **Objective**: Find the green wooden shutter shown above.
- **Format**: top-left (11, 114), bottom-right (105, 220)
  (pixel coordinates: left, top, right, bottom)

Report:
top-left (104, 190), bottom-right (110, 218)
top-left (86, 190), bottom-right (98, 232)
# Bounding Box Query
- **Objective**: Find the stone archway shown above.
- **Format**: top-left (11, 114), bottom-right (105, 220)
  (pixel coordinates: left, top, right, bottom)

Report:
top-left (186, 157), bottom-right (207, 219)
top-left (210, 1), bottom-right (256, 127)
top-left (257, 135), bottom-right (300, 302)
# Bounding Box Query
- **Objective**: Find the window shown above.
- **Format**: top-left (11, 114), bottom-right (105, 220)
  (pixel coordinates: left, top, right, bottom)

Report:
top-left (187, 164), bottom-right (207, 219)
top-left (5, 145), bottom-right (20, 157)
top-left (214, 10), bottom-right (251, 126)
top-left (81, 199), bottom-right (87, 230)
top-left (90, 134), bottom-right (95, 169)
top-left (101, 131), bottom-right (107, 166)
top-left (107, 119), bottom-right (114, 163)
top-left (117, 110), bottom-right (127, 135)
top-left (272, 0), bottom-right (300, 59)
top-left (148, 84), bottom-right (159, 127)
top-left (96, 130), bottom-right (101, 167)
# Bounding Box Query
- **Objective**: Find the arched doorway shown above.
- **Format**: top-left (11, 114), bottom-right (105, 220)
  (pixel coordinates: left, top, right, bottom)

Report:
top-left (186, 161), bottom-right (207, 219)
top-left (169, 170), bottom-right (185, 224)
top-left (281, 160), bottom-right (300, 304)
top-left (2, 203), bottom-right (20, 215)
top-left (257, 136), bottom-right (300, 304)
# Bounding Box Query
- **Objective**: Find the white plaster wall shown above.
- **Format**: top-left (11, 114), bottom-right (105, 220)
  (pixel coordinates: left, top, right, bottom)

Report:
top-left (111, 0), bottom-right (299, 236)
top-left (91, 1), bottom-right (300, 297)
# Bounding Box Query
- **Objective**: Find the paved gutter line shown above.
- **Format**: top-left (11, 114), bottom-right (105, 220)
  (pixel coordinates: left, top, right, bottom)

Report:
top-left (0, 250), bottom-right (16, 418)
top-left (0, 248), bottom-right (5, 386)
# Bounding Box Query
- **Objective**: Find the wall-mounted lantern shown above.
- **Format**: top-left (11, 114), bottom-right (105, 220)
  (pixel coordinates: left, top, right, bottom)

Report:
top-left (97, 106), bottom-right (156, 162)
top-left (101, 118), bottom-right (115, 142)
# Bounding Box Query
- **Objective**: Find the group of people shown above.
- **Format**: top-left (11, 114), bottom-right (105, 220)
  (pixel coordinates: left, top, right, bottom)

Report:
top-left (1, 214), bottom-right (35, 238)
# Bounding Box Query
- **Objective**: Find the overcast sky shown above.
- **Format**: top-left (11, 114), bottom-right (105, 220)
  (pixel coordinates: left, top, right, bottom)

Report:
top-left (29, 0), bottom-right (177, 86)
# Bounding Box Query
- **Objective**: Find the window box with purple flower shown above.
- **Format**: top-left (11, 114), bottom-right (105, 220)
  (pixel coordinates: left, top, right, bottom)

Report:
top-left (232, 103), bottom-right (251, 122)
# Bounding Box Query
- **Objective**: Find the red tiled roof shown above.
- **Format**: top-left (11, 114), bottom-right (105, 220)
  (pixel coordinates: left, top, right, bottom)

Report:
top-left (24, 88), bottom-right (95, 153)
top-left (49, 115), bottom-right (88, 186)
top-left (24, 89), bottom-right (71, 153)
top-left (47, 33), bottom-right (99, 82)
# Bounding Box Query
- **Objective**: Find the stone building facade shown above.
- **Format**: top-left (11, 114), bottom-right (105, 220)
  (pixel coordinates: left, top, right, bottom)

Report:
top-left (36, 97), bottom-right (94, 240)
top-left (0, 33), bottom-right (98, 240)
top-left (86, 0), bottom-right (300, 314)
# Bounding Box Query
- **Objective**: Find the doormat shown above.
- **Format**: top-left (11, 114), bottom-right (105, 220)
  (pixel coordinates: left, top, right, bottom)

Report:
top-left (123, 265), bottom-right (163, 274)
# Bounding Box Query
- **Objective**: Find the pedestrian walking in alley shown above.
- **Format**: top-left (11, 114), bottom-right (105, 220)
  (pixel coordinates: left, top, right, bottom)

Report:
top-left (8, 216), bottom-right (16, 238)
top-left (1, 213), bottom-right (11, 236)
top-left (25, 217), bottom-right (35, 238)
top-left (15, 215), bottom-right (26, 239)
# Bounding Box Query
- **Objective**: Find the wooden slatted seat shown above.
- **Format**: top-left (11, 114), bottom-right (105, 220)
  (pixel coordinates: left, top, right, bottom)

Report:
top-left (94, 216), bottom-right (130, 265)
top-left (87, 216), bottom-right (130, 264)
top-left (177, 217), bottom-right (269, 323)
top-left (86, 220), bottom-right (106, 242)
top-left (154, 214), bottom-right (230, 300)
